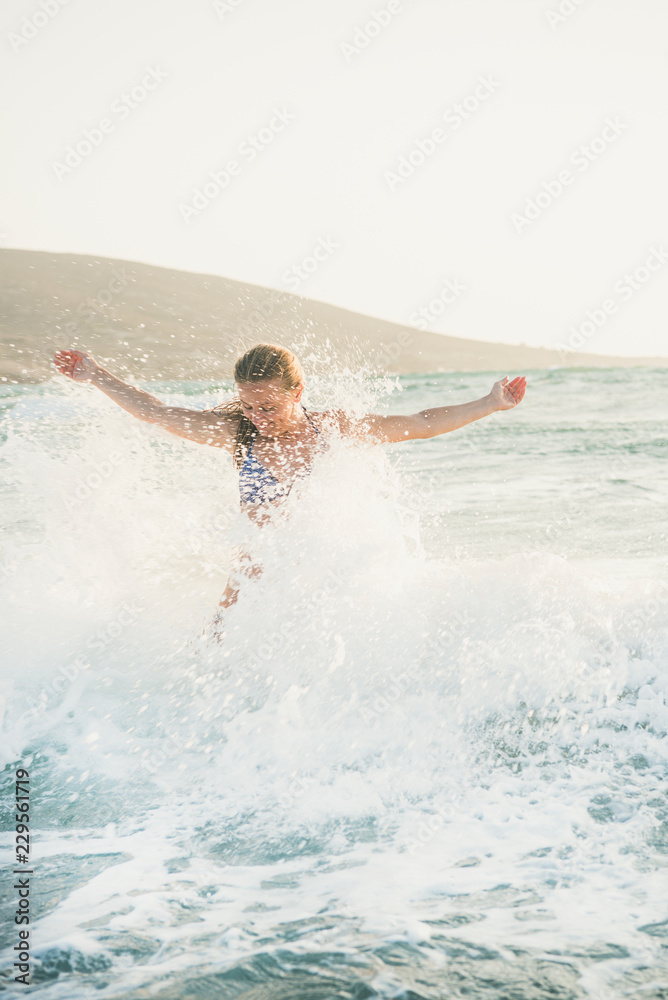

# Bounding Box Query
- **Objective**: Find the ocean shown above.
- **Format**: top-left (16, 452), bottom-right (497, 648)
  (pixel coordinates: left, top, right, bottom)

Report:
top-left (1, 366), bottom-right (667, 999)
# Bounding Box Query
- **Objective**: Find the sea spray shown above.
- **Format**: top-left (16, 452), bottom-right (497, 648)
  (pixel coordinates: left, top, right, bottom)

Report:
top-left (1, 368), bottom-right (667, 997)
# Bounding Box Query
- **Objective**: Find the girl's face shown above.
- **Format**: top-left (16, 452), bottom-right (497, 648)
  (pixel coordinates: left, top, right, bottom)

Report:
top-left (236, 379), bottom-right (303, 437)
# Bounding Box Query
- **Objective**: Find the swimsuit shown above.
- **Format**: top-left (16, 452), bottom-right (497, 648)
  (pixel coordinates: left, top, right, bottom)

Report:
top-left (238, 404), bottom-right (322, 507)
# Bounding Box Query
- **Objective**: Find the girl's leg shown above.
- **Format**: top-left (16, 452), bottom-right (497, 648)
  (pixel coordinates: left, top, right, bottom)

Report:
top-left (218, 576), bottom-right (240, 609)
top-left (213, 549), bottom-right (262, 640)
top-left (209, 576), bottom-right (238, 642)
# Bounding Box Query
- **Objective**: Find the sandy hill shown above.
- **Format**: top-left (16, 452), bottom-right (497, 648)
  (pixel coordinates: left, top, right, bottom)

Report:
top-left (0, 249), bottom-right (664, 383)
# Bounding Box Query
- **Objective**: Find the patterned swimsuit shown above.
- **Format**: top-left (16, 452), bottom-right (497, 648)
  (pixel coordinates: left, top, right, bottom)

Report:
top-left (238, 404), bottom-right (322, 507)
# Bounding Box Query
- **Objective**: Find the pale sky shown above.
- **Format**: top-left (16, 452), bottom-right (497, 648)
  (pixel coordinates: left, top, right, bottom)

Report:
top-left (2, 0), bottom-right (668, 357)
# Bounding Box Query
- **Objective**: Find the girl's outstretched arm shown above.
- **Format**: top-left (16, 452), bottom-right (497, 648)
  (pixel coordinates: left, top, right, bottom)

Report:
top-left (335, 376), bottom-right (527, 444)
top-left (53, 349), bottom-right (236, 450)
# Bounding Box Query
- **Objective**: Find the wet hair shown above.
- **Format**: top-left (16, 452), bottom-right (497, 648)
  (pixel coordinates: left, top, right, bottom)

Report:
top-left (210, 344), bottom-right (304, 468)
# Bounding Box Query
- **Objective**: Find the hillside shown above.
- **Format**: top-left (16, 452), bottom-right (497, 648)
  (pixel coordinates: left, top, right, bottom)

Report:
top-left (0, 249), bottom-right (664, 383)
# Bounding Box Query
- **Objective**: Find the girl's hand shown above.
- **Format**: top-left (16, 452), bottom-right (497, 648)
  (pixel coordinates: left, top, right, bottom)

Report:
top-left (53, 349), bottom-right (100, 383)
top-left (490, 375), bottom-right (526, 411)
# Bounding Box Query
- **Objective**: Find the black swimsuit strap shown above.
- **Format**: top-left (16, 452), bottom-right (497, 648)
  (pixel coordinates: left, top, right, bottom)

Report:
top-left (301, 403), bottom-right (320, 434)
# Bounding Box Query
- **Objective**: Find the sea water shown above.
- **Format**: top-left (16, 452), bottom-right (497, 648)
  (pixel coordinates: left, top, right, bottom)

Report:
top-left (0, 367), bottom-right (667, 999)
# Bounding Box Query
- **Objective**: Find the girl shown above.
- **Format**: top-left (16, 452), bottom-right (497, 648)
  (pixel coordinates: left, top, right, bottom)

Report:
top-left (53, 343), bottom-right (526, 620)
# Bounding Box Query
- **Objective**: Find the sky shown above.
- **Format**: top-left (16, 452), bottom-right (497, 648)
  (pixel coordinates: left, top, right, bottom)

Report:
top-left (2, 0), bottom-right (668, 357)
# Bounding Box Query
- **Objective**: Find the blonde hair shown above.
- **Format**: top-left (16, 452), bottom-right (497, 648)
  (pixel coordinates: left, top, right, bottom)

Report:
top-left (211, 343), bottom-right (304, 468)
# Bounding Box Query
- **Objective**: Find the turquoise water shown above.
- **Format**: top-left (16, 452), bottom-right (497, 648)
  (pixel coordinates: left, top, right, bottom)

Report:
top-left (1, 367), bottom-right (667, 998)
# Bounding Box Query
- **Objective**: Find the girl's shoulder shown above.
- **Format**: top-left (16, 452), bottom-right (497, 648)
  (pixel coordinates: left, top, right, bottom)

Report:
top-left (308, 408), bottom-right (344, 431)
top-left (308, 409), bottom-right (361, 440)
